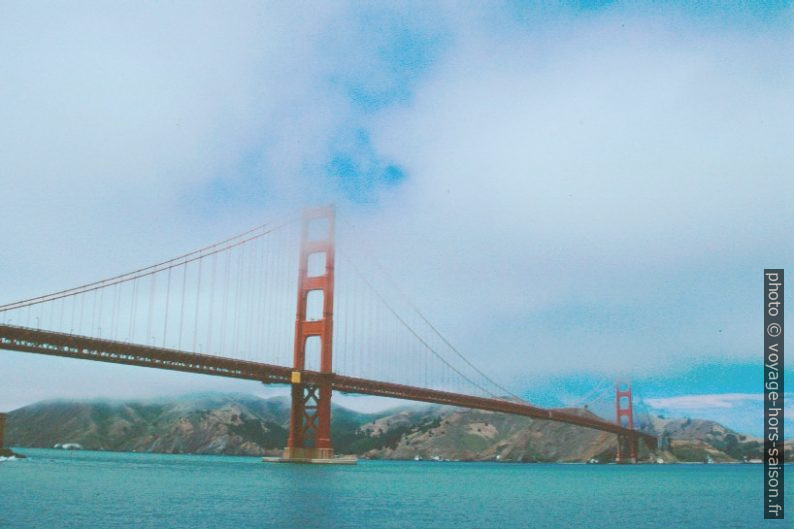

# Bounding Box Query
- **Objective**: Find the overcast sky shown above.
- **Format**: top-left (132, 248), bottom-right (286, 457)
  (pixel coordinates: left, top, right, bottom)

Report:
top-left (1, 1), bottom-right (792, 436)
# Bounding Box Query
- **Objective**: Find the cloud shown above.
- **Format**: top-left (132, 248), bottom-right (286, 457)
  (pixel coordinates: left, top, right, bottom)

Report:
top-left (359, 5), bottom-right (794, 386)
top-left (0, 3), bottom-right (792, 412)
top-left (0, 1), bottom-right (365, 407)
top-left (643, 392), bottom-right (792, 436)
top-left (645, 393), bottom-right (765, 410)
top-left (0, 1), bottom-right (434, 296)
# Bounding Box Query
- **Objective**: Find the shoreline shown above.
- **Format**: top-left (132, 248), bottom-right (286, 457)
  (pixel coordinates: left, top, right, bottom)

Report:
top-left (0, 447), bottom-right (26, 459)
top-left (7, 447), bottom-right (790, 465)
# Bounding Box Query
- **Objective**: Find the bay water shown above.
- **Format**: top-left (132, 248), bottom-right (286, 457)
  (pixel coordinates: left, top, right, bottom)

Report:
top-left (0, 448), bottom-right (785, 528)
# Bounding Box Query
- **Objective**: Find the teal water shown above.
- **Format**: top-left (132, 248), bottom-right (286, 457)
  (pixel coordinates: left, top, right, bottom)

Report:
top-left (0, 448), bottom-right (787, 528)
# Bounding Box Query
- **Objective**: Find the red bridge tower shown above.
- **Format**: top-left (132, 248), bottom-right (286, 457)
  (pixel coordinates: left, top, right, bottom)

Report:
top-left (615, 382), bottom-right (638, 463)
top-left (283, 206), bottom-right (336, 461)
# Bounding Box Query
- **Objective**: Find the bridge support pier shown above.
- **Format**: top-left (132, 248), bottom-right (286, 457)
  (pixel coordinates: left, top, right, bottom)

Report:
top-left (283, 375), bottom-right (334, 461)
top-left (616, 433), bottom-right (638, 464)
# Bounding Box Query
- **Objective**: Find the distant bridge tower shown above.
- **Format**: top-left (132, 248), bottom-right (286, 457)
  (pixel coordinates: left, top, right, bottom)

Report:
top-left (615, 382), bottom-right (637, 463)
top-left (0, 412), bottom-right (6, 448)
top-left (283, 206), bottom-right (336, 461)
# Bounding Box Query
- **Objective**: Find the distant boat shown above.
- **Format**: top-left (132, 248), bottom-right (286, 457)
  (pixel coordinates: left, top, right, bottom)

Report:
top-left (54, 443), bottom-right (84, 450)
top-left (414, 455), bottom-right (421, 461)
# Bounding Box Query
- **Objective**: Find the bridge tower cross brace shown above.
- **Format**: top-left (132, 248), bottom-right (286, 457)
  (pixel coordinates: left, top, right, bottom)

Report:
top-left (615, 382), bottom-right (637, 463)
top-left (284, 206), bottom-right (336, 461)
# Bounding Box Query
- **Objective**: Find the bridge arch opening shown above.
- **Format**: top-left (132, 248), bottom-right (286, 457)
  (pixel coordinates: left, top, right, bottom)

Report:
top-left (304, 335), bottom-right (322, 372)
top-left (307, 252), bottom-right (326, 277)
top-left (305, 290), bottom-right (324, 321)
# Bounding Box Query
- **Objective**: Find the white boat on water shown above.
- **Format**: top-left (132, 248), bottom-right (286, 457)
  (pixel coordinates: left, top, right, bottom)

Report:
top-left (54, 443), bottom-right (84, 450)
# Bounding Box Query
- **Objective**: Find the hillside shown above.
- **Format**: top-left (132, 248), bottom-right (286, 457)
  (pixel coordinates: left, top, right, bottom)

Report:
top-left (6, 392), bottom-right (293, 455)
top-left (4, 392), bottom-right (776, 462)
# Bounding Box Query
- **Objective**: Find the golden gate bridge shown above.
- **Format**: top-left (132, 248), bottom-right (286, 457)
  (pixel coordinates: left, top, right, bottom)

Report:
top-left (0, 206), bottom-right (655, 463)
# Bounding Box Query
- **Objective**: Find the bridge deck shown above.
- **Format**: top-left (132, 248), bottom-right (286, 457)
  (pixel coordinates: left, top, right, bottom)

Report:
top-left (0, 324), bottom-right (656, 446)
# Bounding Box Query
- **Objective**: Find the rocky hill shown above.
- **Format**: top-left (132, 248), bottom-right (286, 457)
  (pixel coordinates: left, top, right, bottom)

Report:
top-left (4, 392), bottom-right (777, 462)
top-left (648, 415), bottom-right (769, 463)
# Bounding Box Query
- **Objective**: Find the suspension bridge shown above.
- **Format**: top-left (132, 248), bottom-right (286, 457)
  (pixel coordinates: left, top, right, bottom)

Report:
top-left (0, 206), bottom-right (655, 463)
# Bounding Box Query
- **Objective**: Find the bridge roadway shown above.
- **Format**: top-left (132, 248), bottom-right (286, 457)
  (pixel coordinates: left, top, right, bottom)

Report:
top-left (0, 324), bottom-right (656, 447)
